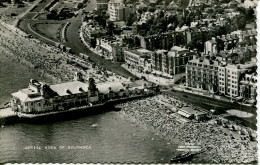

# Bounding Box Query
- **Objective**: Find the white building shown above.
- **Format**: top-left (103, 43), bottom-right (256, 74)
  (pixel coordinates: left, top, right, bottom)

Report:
top-left (108, 0), bottom-right (132, 21)
top-left (218, 62), bottom-right (256, 98)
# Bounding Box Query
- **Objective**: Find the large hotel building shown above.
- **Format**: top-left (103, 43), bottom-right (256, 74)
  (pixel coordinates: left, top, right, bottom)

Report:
top-left (152, 46), bottom-right (196, 76)
top-left (186, 56), bottom-right (256, 100)
top-left (186, 57), bottom-right (220, 93)
top-left (218, 62), bottom-right (256, 98)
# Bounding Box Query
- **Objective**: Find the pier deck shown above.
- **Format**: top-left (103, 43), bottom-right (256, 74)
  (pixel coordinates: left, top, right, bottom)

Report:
top-left (0, 108), bottom-right (17, 118)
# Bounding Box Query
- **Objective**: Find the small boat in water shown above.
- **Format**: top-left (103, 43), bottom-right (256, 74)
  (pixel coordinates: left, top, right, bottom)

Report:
top-left (170, 152), bottom-right (195, 163)
top-left (90, 124), bottom-right (98, 128)
top-left (170, 149), bottom-right (205, 163)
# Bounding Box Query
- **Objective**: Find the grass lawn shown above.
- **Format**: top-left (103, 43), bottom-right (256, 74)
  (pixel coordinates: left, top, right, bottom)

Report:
top-left (23, 12), bottom-right (37, 19)
top-left (34, 23), bottom-right (62, 41)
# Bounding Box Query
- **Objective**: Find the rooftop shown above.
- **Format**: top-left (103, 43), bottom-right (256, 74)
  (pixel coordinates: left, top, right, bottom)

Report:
top-left (179, 107), bottom-right (206, 116)
top-left (125, 48), bottom-right (152, 58)
top-left (96, 81), bottom-right (125, 94)
top-left (50, 81), bottom-right (89, 96)
top-left (189, 58), bottom-right (219, 67)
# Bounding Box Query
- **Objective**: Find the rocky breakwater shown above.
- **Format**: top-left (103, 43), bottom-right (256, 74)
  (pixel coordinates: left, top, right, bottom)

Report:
top-left (115, 95), bottom-right (257, 163)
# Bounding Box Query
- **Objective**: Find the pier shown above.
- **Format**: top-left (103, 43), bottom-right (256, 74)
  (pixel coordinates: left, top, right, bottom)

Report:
top-left (0, 108), bottom-right (18, 124)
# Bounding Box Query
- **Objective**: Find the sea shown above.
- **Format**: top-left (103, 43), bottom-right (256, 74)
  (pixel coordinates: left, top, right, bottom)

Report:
top-left (0, 55), bottom-right (178, 163)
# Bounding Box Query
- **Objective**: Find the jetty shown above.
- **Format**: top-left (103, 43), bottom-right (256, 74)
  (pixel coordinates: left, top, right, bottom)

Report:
top-left (0, 108), bottom-right (18, 124)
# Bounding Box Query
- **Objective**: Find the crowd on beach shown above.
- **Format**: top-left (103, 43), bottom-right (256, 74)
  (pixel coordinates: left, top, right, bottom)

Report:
top-left (0, 25), bottom-right (77, 83)
top-left (0, 24), bottom-right (127, 84)
top-left (115, 95), bottom-right (257, 163)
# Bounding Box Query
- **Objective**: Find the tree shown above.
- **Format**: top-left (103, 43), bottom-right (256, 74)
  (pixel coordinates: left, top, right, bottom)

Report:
top-left (126, 13), bottom-right (137, 26)
top-left (107, 22), bottom-right (115, 35)
top-left (134, 36), bottom-right (140, 46)
top-left (148, 6), bottom-right (155, 12)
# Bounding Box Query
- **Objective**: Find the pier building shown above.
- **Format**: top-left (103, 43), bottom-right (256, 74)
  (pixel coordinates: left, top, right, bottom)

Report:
top-left (10, 73), bottom-right (158, 114)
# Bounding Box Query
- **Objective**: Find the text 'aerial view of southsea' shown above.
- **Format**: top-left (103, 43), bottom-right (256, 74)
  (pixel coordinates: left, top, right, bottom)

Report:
top-left (0, 0), bottom-right (258, 164)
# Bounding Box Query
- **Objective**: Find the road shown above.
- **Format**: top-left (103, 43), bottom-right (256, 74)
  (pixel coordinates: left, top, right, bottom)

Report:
top-left (65, 12), bottom-right (136, 79)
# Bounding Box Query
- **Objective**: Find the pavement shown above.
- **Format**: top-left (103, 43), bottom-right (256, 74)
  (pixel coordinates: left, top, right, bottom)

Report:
top-left (121, 64), bottom-right (184, 86)
top-left (172, 84), bottom-right (230, 102)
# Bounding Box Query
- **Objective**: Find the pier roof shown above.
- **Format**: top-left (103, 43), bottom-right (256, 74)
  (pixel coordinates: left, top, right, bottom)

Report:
top-left (50, 81), bottom-right (89, 96)
top-left (97, 82), bottom-right (125, 94)
top-left (12, 90), bottom-right (44, 102)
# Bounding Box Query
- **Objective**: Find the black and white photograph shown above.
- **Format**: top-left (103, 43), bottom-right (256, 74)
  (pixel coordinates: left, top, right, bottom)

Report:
top-left (0, 0), bottom-right (258, 164)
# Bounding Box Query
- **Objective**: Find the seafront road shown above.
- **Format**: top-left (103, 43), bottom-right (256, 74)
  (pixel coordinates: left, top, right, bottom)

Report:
top-left (65, 12), bottom-right (135, 78)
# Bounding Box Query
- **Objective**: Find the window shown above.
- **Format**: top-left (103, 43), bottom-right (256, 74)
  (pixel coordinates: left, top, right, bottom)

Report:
top-left (25, 103), bottom-right (28, 106)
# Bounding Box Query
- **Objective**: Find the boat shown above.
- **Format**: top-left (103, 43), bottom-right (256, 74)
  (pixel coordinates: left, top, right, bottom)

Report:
top-left (170, 149), bottom-right (206, 163)
top-left (170, 152), bottom-right (197, 163)
top-left (90, 124), bottom-right (98, 128)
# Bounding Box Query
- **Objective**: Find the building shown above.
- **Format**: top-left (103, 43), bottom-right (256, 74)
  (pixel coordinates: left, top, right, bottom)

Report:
top-left (229, 1), bottom-right (238, 8)
top-left (152, 49), bottom-right (167, 73)
top-left (11, 73), bottom-right (158, 114)
top-left (108, 0), bottom-right (132, 21)
top-left (216, 45), bottom-right (256, 65)
top-left (186, 57), bottom-right (219, 93)
top-left (152, 46), bottom-right (196, 76)
top-left (95, 36), bottom-right (125, 62)
top-left (82, 21), bottom-right (107, 47)
top-left (239, 73), bottom-right (257, 103)
top-left (96, 0), bottom-right (110, 11)
top-left (177, 107), bottom-right (208, 122)
top-left (186, 27), bottom-right (201, 45)
top-left (204, 37), bottom-right (217, 55)
top-left (243, 0), bottom-right (257, 8)
top-left (218, 62), bottom-right (256, 98)
top-left (124, 48), bottom-right (152, 71)
top-left (139, 32), bottom-right (175, 51)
